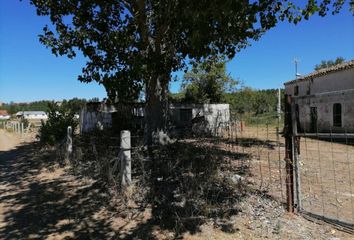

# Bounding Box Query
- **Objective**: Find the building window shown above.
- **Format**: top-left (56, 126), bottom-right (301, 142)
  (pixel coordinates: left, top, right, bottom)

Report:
top-left (180, 109), bottom-right (192, 122)
top-left (294, 86), bottom-right (299, 96)
top-left (333, 103), bottom-right (342, 127)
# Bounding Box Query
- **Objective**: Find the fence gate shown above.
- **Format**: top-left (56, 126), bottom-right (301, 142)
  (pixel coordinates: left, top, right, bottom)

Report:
top-left (285, 95), bottom-right (354, 233)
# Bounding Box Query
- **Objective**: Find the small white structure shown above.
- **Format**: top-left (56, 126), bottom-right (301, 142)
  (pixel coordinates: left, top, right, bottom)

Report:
top-left (80, 102), bottom-right (230, 136)
top-left (284, 60), bottom-right (354, 133)
top-left (0, 110), bottom-right (10, 120)
top-left (0, 115), bottom-right (10, 120)
top-left (16, 111), bottom-right (48, 120)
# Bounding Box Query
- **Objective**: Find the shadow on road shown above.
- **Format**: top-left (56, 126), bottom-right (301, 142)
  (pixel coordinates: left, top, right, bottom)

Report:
top-left (0, 143), bottom-right (118, 239)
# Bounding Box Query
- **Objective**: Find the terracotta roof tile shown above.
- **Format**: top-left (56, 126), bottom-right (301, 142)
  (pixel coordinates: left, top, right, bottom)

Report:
top-left (284, 60), bottom-right (354, 85)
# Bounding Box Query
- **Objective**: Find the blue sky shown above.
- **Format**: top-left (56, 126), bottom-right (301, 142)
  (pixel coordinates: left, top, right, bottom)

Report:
top-left (0, 0), bottom-right (353, 103)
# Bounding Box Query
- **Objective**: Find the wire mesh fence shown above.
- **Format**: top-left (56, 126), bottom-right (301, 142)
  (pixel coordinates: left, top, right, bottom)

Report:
top-left (298, 134), bottom-right (354, 229)
top-left (64, 102), bottom-right (353, 232)
top-left (288, 94), bottom-right (354, 232)
top-left (211, 116), bottom-right (287, 205)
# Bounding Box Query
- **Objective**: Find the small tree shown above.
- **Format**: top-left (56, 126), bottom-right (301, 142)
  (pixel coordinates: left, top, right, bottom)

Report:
top-left (181, 56), bottom-right (237, 104)
top-left (38, 102), bottom-right (78, 146)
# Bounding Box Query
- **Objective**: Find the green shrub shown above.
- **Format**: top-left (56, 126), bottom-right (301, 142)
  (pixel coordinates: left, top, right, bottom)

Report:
top-left (38, 102), bottom-right (78, 145)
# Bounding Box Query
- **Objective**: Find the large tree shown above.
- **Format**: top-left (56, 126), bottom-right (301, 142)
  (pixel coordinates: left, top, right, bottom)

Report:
top-left (30, 0), bottom-right (349, 144)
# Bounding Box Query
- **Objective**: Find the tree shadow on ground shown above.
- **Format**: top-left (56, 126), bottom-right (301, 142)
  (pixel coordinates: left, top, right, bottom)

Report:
top-left (0, 143), bottom-right (119, 239)
top-left (206, 137), bottom-right (285, 150)
top-left (121, 141), bottom-right (253, 239)
top-left (0, 138), bottom-right (258, 239)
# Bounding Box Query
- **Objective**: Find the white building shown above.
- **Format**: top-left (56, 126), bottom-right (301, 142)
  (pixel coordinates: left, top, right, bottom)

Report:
top-left (0, 115), bottom-right (10, 120)
top-left (79, 102), bottom-right (230, 136)
top-left (0, 110), bottom-right (10, 120)
top-left (284, 60), bottom-right (354, 133)
top-left (16, 111), bottom-right (48, 120)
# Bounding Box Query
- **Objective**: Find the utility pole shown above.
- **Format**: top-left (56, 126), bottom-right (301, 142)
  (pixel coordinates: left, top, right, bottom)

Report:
top-left (277, 87), bottom-right (281, 120)
top-left (294, 58), bottom-right (300, 79)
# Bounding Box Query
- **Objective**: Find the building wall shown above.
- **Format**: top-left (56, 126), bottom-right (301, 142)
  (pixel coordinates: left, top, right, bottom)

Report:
top-left (294, 90), bottom-right (354, 132)
top-left (285, 68), bottom-right (354, 133)
top-left (285, 68), bottom-right (354, 96)
top-left (80, 107), bottom-right (112, 133)
top-left (169, 104), bottom-right (230, 136)
top-left (80, 103), bottom-right (230, 135)
top-left (23, 114), bottom-right (48, 120)
top-left (0, 115), bottom-right (10, 120)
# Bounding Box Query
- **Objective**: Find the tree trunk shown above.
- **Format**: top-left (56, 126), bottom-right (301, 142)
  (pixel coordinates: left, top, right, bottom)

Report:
top-left (144, 74), bottom-right (170, 146)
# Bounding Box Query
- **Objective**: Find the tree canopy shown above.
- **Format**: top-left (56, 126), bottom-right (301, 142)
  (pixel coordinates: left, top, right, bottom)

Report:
top-left (314, 57), bottom-right (346, 71)
top-left (179, 56), bottom-right (237, 104)
top-left (30, 0), bottom-right (349, 143)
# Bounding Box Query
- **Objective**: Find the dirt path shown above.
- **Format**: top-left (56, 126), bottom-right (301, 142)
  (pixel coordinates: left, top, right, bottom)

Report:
top-left (0, 130), bottom-right (22, 151)
top-left (0, 131), bottom-right (122, 239)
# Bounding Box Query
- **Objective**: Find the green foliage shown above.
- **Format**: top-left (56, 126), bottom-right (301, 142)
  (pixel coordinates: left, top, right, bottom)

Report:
top-left (61, 98), bottom-right (87, 113)
top-left (224, 88), bottom-right (284, 125)
top-left (169, 56), bottom-right (237, 104)
top-left (30, 0), bottom-right (346, 103)
top-left (181, 56), bottom-right (237, 104)
top-left (1, 100), bottom-right (51, 114)
top-left (1, 98), bottom-right (87, 115)
top-left (30, 0), bottom-right (347, 140)
top-left (314, 57), bottom-right (345, 71)
top-left (38, 102), bottom-right (78, 146)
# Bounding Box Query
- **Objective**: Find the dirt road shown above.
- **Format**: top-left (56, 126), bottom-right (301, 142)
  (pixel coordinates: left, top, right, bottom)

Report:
top-left (0, 131), bottom-right (121, 239)
top-left (0, 130), bottom-right (22, 151)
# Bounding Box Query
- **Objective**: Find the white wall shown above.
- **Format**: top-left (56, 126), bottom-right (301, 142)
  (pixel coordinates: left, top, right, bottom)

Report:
top-left (285, 68), bottom-right (354, 133)
top-left (23, 114), bottom-right (48, 120)
top-left (0, 115), bottom-right (10, 120)
top-left (285, 68), bottom-right (354, 96)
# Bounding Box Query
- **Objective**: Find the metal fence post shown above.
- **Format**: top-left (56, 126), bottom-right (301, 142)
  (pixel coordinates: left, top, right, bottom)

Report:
top-left (120, 130), bottom-right (131, 188)
top-left (66, 126), bottom-right (73, 163)
top-left (284, 94), bottom-right (294, 212)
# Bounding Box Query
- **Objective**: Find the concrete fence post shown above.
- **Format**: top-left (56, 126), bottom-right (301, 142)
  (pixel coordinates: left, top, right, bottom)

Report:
top-left (120, 130), bottom-right (131, 188)
top-left (21, 123), bottom-right (24, 137)
top-left (65, 126), bottom-right (73, 163)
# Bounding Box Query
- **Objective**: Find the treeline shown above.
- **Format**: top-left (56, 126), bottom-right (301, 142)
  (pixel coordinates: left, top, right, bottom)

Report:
top-left (0, 98), bottom-right (92, 114)
top-left (171, 87), bottom-right (284, 115)
top-left (224, 88), bottom-right (284, 115)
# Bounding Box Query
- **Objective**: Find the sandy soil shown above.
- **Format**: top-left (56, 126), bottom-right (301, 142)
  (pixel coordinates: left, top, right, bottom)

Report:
top-left (0, 130), bottom-right (22, 151)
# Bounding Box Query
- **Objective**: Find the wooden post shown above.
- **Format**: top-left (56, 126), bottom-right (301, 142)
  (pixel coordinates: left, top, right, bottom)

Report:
top-left (284, 94), bottom-right (294, 213)
top-left (66, 126), bottom-right (73, 163)
top-left (120, 130), bottom-right (131, 188)
top-left (291, 101), bottom-right (302, 211)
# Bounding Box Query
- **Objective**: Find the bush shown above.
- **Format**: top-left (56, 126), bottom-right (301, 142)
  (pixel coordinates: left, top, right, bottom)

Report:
top-left (38, 102), bottom-right (78, 145)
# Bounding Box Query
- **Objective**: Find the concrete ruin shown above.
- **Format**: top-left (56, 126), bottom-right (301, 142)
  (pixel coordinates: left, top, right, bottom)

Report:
top-left (79, 102), bottom-right (230, 136)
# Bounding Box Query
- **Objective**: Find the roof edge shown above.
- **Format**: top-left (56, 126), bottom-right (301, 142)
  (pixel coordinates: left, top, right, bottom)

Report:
top-left (284, 60), bottom-right (354, 86)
